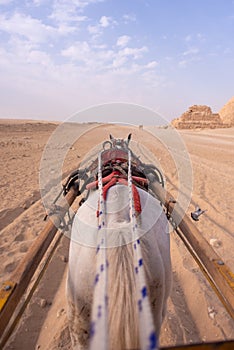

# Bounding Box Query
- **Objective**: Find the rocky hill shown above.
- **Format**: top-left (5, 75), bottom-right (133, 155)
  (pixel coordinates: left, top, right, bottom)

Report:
top-left (219, 96), bottom-right (234, 126)
top-left (171, 105), bottom-right (230, 129)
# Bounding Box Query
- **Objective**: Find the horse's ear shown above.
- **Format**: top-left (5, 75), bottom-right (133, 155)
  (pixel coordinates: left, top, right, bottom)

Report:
top-left (127, 133), bottom-right (132, 144)
top-left (110, 134), bottom-right (114, 141)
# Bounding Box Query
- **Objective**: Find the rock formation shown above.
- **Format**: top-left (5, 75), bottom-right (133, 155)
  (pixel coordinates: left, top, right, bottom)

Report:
top-left (171, 105), bottom-right (230, 129)
top-left (219, 96), bottom-right (234, 126)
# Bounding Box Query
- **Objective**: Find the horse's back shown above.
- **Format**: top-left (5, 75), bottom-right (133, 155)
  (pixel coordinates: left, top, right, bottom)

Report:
top-left (67, 185), bottom-right (171, 349)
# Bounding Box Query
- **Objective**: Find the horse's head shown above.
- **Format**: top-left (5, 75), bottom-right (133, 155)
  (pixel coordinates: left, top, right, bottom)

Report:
top-left (109, 134), bottom-right (132, 149)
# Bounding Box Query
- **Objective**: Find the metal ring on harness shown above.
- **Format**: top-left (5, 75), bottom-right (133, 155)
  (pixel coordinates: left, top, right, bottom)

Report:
top-left (102, 140), bottom-right (112, 150)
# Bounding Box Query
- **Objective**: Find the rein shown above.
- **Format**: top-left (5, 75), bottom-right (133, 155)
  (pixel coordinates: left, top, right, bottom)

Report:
top-left (90, 152), bottom-right (109, 350)
top-left (89, 148), bottom-right (158, 350)
top-left (127, 150), bottom-right (158, 350)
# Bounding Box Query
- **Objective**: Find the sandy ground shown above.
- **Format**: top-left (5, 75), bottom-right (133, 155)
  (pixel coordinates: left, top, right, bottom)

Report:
top-left (0, 120), bottom-right (233, 349)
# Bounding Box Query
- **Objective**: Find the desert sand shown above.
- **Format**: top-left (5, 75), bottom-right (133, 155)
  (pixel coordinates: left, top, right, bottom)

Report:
top-left (0, 120), bottom-right (233, 349)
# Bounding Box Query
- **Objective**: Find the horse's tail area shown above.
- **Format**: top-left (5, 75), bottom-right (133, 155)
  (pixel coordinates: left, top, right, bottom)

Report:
top-left (107, 243), bottom-right (139, 350)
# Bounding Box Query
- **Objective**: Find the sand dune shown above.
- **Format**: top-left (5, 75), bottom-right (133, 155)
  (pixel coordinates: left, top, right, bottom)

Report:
top-left (0, 121), bottom-right (233, 349)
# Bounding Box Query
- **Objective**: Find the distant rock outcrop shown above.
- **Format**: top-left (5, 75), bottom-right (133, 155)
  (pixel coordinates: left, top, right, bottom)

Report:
top-left (171, 105), bottom-right (230, 129)
top-left (219, 96), bottom-right (234, 126)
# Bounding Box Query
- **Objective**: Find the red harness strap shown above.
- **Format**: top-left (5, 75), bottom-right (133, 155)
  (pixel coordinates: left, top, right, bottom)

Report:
top-left (86, 171), bottom-right (148, 191)
top-left (86, 171), bottom-right (148, 215)
top-left (102, 177), bottom-right (141, 213)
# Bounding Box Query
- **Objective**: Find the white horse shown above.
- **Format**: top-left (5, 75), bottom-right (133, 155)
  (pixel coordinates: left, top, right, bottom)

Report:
top-left (66, 181), bottom-right (172, 350)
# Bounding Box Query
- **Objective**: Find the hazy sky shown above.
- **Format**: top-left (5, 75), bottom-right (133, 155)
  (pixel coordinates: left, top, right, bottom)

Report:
top-left (0, 0), bottom-right (233, 123)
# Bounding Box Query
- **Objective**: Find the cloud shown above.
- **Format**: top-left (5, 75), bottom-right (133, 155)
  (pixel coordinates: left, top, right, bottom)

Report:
top-left (87, 24), bottom-right (100, 35)
top-left (27, 50), bottom-right (53, 66)
top-left (179, 44), bottom-right (201, 68)
top-left (178, 54), bottom-right (201, 68)
top-left (0, 7), bottom-right (87, 45)
top-left (111, 45), bottom-right (148, 69)
top-left (50, 1), bottom-right (88, 24)
top-left (48, 0), bottom-right (107, 33)
top-left (56, 23), bottom-right (77, 35)
top-left (51, 0), bottom-right (105, 16)
top-left (2, 36), bottom-right (52, 69)
top-left (61, 40), bottom-right (115, 71)
top-left (122, 13), bottom-right (136, 23)
top-left (0, 0), bottom-right (167, 119)
top-left (72, 0), bottom-right (105, 10)
top-left (48, 0), bottom-right (106, 36)
top-left (112, 56), bottom-right (127, 68)
top-left (32, 0), bottom-right (47, 5)
top-left (87, 15), bottom-right (117, 38)
top-left (99, 15), bottom-right (111, 27)
top-left (0, 31), bottom-right (165, 120)
top-left (0, 12), bottom-right (56, 43)
top-left (145, 61), bottom-right (158, 69)
top-left (116, 35), bottom-right (131, 47)
top-left (61, 41), bottom-right (91, 63)
top-left (142, 70), bottom-right (165, 88)
top-left (183, 47), bottom-right (199, 56)
top-left (0, 37), bottom-right (141, 106)
top-left (61, 38), bottom-right (150, 76)
top-left (118, 46), bottom-right (148, 60)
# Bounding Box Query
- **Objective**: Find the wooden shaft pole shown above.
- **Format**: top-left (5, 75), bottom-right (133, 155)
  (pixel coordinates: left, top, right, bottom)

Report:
top-left (151, 181), bottom-right (234, 319)
top-left (0, 186), bottom-right (78, 339)
top-left (162, 339), bottom-right (234, 350)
